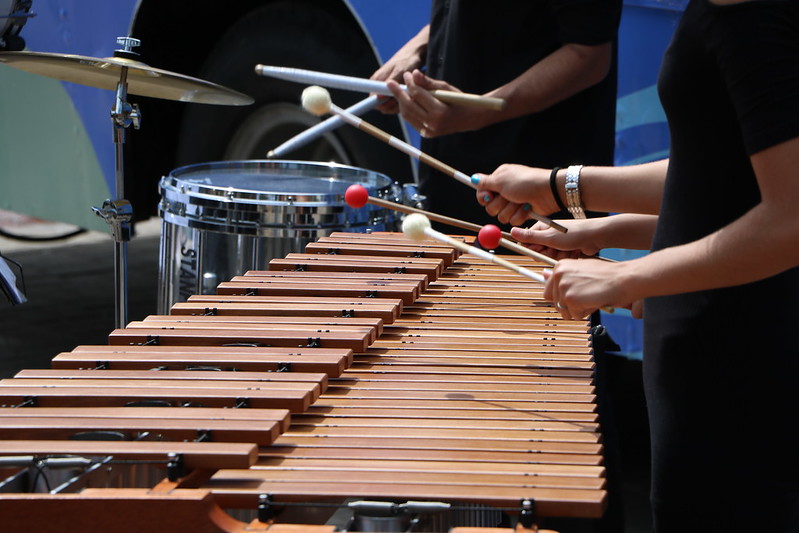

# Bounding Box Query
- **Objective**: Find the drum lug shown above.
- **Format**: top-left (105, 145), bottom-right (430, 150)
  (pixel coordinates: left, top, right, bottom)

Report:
top-left (401, 182), bottom-right (427, 210)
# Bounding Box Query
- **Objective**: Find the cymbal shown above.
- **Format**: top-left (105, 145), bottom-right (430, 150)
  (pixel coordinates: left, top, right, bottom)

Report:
top-left (0, 50), bottom-right (254, 105)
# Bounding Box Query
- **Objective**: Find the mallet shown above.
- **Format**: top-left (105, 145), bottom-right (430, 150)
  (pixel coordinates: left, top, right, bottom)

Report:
top-left (302, 85), bottom-right (565, 231)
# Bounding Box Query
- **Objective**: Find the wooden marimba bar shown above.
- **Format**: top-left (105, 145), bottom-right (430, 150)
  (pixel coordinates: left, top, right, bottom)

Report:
top-left (0, 232), bottom-right (605, 533)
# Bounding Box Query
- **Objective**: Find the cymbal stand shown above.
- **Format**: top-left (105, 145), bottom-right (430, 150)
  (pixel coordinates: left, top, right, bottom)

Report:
top-left (92, 37), bottom-right (141, 329)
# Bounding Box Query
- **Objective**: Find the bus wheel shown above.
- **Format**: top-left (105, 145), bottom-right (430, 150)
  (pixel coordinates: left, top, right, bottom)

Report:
top-left (174, 2), bottom-right (412, 183)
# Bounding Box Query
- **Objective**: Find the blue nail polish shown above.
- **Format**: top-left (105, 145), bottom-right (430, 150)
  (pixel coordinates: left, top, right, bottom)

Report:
top-left (483, 194), bottom-right (492, 202)
top-left (471, 174), bottom-right (481, 185)
top-left (523, 203), bottom-right (531, 211)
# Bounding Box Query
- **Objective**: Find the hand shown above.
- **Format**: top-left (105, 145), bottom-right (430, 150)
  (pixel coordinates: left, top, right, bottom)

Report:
top-left (371, 57), bottom-right (417, 114)
top-left (370, 29), bottom-right (428, 114)
top-left (475, 164), bottom-right (561, 225)
top-left (387, 70), bottom-right (490, 137)
top-left (543, 258), bottom-right (638, 320)
top-left (511, 220), bottom-right (602, 258)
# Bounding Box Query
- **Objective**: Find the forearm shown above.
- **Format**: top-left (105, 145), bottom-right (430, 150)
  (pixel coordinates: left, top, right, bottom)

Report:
top-left (480, 43), bottom-right (613, 127)
top-left (593, 214), bottom-right (659, 250)
top-left (554, 160), bottom-right (668, 215)
top-left (620, 202), bottom-right (799, 302)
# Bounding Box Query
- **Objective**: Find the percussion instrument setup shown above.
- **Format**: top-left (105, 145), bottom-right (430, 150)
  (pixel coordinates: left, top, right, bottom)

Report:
top-left (0, 35), bottom-right (609, 533)
top-left (0, 229), bottom-right (606, 532)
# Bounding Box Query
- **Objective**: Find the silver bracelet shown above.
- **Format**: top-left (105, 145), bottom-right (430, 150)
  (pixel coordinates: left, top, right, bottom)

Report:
top-left (564, 164), bottom-right (586, 219)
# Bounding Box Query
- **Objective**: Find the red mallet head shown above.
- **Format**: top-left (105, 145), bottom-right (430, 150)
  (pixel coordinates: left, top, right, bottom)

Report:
top-left (345, 184), bottom-right (369, 208)
top-left (478, 224), bottom-right (502, 250)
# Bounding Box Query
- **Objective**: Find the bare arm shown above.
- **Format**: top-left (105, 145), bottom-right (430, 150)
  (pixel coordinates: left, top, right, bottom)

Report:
top-left (512, 214), bottom-right (659, 256)
top-left (476, 159), bottom-right (668, 226)
top-left (548, 137), bottom-right (799, 318)
top-left (390, 41), bottom-right (613, 137)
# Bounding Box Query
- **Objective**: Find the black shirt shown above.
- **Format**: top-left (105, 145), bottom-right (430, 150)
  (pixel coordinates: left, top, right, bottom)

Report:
top-left (420, 0), bottom-right (621, 225)
top-left (648, 1), bottom-right (799, 529)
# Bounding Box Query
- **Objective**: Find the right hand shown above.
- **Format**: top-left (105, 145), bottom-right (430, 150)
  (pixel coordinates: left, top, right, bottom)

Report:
top-left (475, 164), bottom-right (561, 226)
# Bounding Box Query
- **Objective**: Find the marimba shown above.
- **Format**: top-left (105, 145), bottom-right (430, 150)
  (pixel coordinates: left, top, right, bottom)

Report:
top-left (0, 232), bottom-right (606, 533)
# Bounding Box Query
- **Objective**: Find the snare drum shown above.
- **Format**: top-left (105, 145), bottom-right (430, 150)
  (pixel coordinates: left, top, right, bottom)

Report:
top-left (157, 160), bottom-right (398, 313)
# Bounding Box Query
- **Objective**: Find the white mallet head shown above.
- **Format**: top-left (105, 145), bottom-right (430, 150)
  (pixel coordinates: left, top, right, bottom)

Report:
top-left (301, 85), bottom-right (332, 116)
top-left (402, 213), bottom-right (432, 242)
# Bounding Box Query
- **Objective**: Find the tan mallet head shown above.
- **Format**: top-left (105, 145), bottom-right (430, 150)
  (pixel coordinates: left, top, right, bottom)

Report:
top-left (301, 85), bottom-right (332, 116)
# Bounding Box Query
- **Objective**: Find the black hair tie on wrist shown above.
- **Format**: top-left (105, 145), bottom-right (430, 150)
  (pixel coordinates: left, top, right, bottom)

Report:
top-left (549, 166), bottom-right (567, 212)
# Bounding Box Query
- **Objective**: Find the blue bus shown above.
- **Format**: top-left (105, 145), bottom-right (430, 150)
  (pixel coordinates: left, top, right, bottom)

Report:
top-left (0, 0), bottom-right (687, 357)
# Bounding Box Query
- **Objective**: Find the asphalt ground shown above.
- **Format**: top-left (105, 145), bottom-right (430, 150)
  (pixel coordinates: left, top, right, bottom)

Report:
top-left (0, 212), bottom-right (161, 376)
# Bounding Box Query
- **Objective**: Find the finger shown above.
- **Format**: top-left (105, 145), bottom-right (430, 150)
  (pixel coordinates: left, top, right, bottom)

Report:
top-left (477, 189), bottom-right (494, 206)
top-left (485, 196), bottom-right (510, 218)
top-left (404, 71), bottom-right (442, 114)
top-left (497, 200), bottom-right (519, 225)
top-left (509, 204), bottom-right (534, 227)
top-left (375, 95), bottom-right (399, 114)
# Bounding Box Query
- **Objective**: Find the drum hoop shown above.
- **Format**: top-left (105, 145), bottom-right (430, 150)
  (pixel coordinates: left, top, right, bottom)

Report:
top-left (161, 160), bottom-right (393, 206)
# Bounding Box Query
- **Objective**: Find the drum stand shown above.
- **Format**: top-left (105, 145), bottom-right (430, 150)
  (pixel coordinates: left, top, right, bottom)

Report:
top-left (92, 37), bottom-right (141, 329)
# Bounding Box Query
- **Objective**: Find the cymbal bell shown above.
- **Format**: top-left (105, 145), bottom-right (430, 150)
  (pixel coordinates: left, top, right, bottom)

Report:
top-left (0, 50), bottom-right (254, 106)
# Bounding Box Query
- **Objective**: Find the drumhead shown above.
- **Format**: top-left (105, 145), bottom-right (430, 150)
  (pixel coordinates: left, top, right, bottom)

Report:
top-left (159, 160), bottom-right (396, 235)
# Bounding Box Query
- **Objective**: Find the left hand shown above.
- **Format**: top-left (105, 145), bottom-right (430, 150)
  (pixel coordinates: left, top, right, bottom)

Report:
top-left (387, 70), bottom-right (490, 137)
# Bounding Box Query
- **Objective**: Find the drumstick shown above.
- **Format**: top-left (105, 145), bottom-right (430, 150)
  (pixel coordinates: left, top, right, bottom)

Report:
top-left (344, 184), bottom-right (557, 266)
top-left (301, 86), bottom-right (566, 232)
top-left (403, 213), bottom-right (615, 314)
top-left (268, 95), bottom-right (381, 159)
top-left (302, 85), bottom-right (474, 188)
top-left (256, 64), bottom-right (506, 110)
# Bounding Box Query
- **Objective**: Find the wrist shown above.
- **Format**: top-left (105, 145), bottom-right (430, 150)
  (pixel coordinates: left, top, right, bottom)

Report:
top-left (564, 164), bottom-right (586, 219)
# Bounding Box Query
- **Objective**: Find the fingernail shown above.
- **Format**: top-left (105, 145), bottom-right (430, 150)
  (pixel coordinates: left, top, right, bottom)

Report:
top-left (523, 203), bottom-right (531, 211)
top-left (483, 194), bottom-right (492, 202)
top-left (471, 174), bottom-right (481, 185)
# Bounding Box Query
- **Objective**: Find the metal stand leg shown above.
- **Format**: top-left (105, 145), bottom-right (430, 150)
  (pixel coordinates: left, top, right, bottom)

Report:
top-left (92, 37), bottom-right (140, 329)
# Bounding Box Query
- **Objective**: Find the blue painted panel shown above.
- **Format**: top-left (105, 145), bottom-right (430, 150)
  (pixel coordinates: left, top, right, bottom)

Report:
top-left (23, 0), bottom-right (139, 198)
top-left (346, 0), bottom-right (430, 64)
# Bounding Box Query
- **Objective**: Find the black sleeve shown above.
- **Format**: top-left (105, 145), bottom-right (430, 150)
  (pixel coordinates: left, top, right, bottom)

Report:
top-left (713, 2), bottom-right (799, 155)
top-left (551, 0), bottom-right (622, 45)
